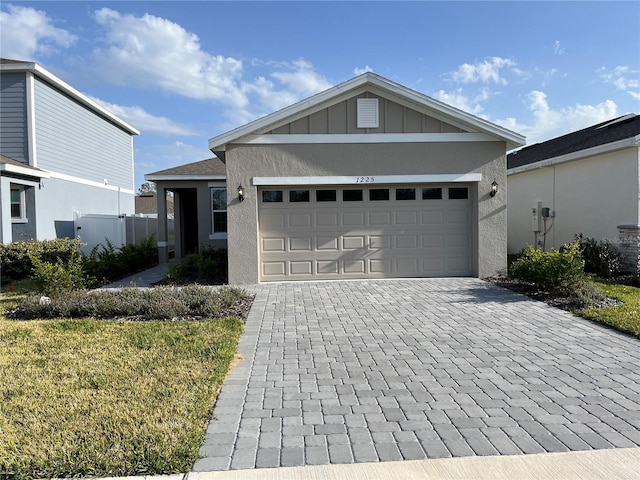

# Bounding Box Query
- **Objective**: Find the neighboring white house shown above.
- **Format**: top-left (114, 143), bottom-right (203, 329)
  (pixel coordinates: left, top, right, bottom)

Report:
top-left (152, 73), bottom-right (523, 284)
top-left (0, 58), bottom-right (139, 244)
top-left (507, 114), bottom-right (640, 271)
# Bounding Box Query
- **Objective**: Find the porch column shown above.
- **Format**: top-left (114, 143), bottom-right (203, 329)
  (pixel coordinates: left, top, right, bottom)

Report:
top-left (157, 186), bottom-right (169, 263)
top-left (617, 225), bottom-right (640, 273)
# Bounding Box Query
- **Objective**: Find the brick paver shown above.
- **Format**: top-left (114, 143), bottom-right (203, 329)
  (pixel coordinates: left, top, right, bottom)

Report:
top-left (193, 278), bottom-right (640, 471)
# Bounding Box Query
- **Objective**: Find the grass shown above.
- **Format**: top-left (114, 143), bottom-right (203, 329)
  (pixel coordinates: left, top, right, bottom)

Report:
top-left (578, 280), bottom-right (640, 337)
top-left (0, 312), bottom-right (244, 479)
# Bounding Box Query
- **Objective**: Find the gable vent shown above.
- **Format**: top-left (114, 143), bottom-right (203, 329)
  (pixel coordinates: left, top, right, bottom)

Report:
top-left (357, 98), bottom-right (379, 128)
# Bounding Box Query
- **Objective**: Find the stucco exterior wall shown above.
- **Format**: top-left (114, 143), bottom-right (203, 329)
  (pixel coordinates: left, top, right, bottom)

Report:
top-left (507, 147), bottom-right (639, 253)
top-left (225, 141), bottom-right (507, 284)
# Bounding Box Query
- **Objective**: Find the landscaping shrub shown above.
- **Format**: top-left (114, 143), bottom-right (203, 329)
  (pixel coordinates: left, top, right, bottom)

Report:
top-left (509, 240), bottom-right (586, 295)
top-left (576, 234), bottom-right (622, 279)
top-left (29, 251), bottom-right (85, 296)
top-left (0, 238), bottom-right (83, 282)
top-left (166, 246), bottom-right (227, 285)
top-left (82, 235), bottom-right (157, 287)
top-left (11, 285), bottom-right (247, 320)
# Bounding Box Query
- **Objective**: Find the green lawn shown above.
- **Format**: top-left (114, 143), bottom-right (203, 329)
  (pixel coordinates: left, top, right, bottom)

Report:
top-left (0, 314), bottom-right (243, 479)
top-left (579, 281), bottom-right (640, 337)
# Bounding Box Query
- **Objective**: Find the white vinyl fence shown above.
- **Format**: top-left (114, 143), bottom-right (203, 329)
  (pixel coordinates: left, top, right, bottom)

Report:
top-left (74, 212), bottom-right (174, 256)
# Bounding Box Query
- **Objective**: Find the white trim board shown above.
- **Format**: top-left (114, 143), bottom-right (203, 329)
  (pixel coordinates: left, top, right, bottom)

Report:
top-left (252, 174), bottom-right (482, 186)
top-left (48, 171), bottom-right (135, 194)
top-left (241, 133), bottom-right (495, 145)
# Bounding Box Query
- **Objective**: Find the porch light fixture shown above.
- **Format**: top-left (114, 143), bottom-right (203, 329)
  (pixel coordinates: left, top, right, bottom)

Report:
top-left (490, 180), bottom-right (498, 197)
top-left (237, 184), bottom-right (244, 202)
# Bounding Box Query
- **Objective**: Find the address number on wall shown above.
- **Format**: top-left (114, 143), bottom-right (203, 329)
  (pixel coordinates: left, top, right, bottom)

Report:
top-left (355, 176), bottom-right (375, 183)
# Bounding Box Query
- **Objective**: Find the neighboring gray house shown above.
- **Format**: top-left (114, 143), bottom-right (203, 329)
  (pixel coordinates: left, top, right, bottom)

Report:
top-left (507, 114), bottom-right (640, 272)
top-left (152, 73), bottom-right (524, 283)
top-left (0, 58), bottom-right (139, 244)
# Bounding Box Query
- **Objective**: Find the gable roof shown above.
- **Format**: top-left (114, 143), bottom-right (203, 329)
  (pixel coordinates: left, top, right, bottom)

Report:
top-left (145, 157), bottom-right (226, 181)
top-left (0, 58), bottom-right (139, 135)
top-left (508, 114), bottom-right (640, 171)
top-left (208, 72), bottom-right (525, 156)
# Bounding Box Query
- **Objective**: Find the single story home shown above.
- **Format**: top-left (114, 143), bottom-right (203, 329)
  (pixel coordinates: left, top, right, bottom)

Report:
top-left (507, 114), bottom-right (640, 272)
top-left (150, 72), bottom-right (525, 283)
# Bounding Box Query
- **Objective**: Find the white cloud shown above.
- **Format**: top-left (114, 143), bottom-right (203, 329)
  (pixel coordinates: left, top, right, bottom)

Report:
top-left (91, 8), bottom-right (246, 107)
top-left (0, 4), bottom-right (76, 60)
top-left (89, 96), bottom-right (200, 137)
top-left (554, 40), bottom-right (565, 55)
top-left (89, 8), bottom-right (332, 127)
top-left (433, 89), bottom-right (484, 116)
top-left (450, 57), bottom-right (516, 85)
top-left (495, 90), bottom-right (618, 145)
top-left (354, 65), bottom-right (374, 75)
top-left (599, 65), bottom-right (640, 101)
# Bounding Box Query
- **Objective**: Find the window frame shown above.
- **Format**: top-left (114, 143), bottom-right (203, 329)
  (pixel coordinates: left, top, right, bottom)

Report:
top-left (209, 187), bottom-right (228, 239)
top-left (10, 185), bottom-right (27, 223)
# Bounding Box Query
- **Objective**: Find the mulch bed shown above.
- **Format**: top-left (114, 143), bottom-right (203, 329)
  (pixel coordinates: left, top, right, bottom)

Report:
top-left (486, 276), bottom-right (621, 313)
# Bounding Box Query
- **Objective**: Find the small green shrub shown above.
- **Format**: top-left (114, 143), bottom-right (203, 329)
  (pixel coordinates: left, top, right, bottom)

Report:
top-left (0, 238), bottom-right (83, 282)
top-left (11, 285), bottom-right (248, 320)
top-left (576, 234), bottom-right (621, 279)
top-left (166, 247), bottom-right (227, 285)
top-left (29, 250), bottom-right (85, 296)
top-left (509, 240), bottom-right (585, 295)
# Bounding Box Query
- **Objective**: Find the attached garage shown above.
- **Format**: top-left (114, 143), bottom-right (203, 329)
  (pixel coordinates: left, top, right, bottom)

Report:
top-left (257, 183), bottom-right (474, 281)
top-left (208, 72), bottom-right (525, 284)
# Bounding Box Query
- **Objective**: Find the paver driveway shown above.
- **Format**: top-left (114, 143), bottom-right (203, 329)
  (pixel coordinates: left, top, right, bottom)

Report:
top-left (193, 278), bottom-right (640, 471)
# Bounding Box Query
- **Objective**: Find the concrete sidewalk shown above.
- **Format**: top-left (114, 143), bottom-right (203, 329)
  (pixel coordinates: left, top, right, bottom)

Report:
top-left (102, 263), bottom-right (170, 288)
top-left (102, 447), bottom-right (640, 479)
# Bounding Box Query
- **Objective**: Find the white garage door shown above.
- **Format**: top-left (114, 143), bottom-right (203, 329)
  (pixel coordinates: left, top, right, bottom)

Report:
top-left (258, 184), bottom-right (473, 281)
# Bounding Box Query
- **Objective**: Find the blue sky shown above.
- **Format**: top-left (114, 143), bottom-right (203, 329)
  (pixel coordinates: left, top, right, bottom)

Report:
top-left (1, 1), bottom-right (639, 189)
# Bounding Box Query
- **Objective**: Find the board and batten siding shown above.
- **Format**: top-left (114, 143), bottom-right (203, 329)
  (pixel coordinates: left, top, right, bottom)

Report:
top-left (0, 72), bottom-right (29, 163)
top-left (33, 78), bottom-right (133, 189)
top-left (268, 95), bottom-right (464, 135)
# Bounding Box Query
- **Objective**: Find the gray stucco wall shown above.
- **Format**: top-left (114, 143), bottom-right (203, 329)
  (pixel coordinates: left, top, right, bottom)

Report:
top-left (225, 141), bottom-right (507, 284)
top-left (33, 78), bottom-right (134, 190)
top-left (0, 72), bottom-right (28, 163)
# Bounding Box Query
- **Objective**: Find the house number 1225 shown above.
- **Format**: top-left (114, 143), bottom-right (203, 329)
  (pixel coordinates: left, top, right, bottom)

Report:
top-left (356, 176), bottom-right (375, 183)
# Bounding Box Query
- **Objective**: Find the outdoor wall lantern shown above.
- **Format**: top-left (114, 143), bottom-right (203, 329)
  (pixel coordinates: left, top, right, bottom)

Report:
top-left (490, 180), bottom-right (498, 197)
top-left (237, 184), bottom-right (245, 202)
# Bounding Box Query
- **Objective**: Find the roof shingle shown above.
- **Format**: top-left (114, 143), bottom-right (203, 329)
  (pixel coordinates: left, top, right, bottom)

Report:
top-left (507, 114), bottom-right (640, 170)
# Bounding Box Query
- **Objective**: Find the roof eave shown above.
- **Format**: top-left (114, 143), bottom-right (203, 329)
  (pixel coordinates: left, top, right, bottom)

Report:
top-left (0, 62), bottom-right (140, 136)
top-left (145, 174), bottom-right (226, 182)
top-left (508, 136), bottom-right (640, 175)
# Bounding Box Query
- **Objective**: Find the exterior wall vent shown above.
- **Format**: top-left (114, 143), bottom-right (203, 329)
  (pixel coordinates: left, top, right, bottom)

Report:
top-left (357, 98), bottom-right (379, 128)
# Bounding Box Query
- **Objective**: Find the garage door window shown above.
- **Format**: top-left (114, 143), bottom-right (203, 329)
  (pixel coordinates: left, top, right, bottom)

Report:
top-left (396, 188), bottom-right (416, 200)
top-left (316, 190), bottom-right (336, 202)
top-left (289, 190), bottom-right (310, 202)
top-left (422, 187), bottom-right (442, 200)
top-left (343, 189), bottom-right (363, 201)
top-left (369, 188), bottom-right (390, 201)
top-left (262, 190), bottom-right (283, 203)
top-left (449, 187), bottom-right (468, 199)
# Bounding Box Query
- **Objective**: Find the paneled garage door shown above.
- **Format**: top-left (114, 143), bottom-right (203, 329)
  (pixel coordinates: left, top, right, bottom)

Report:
top-left (258, 184), bottom-right (473, 281)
